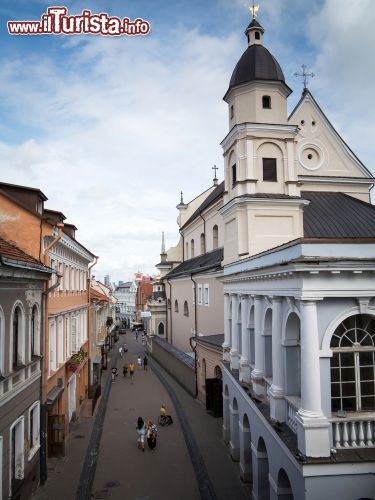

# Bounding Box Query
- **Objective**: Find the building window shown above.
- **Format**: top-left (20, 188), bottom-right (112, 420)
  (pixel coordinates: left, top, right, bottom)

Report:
top-left (213, 225), bottom-right (218, 250)
top-left (255, 31), bottom-right (260, 40)
top-left (28, 401), bottom-right (40, 460)
top-left (65, 316), bottom-right (70, 359)
top-left (31, 305), bottom-right (38, 357)
top-left (204, 285), bottom-right (209, 306)
top-left (10, 416), bottom-right (25, 492)
top-left (71, 317), bottom-right (77, 353)
top-left (262, 158), bottom-right (277, 182)
top-left (191, 239), bottom-right (195, 258)
top-left (330, 314), bottom-right (375, 413)
top-left (158, 322), bottom-right (165, 335)
top-left (49, 320), bottom-right (56, 373)
top-left (262, 95), bottom-right (271, 108)
top-left (12, 306), bottom-right (22, 370)
top-left (183, 301), bottom-right (189, 317)
top-left (200, 233), bottom-right (205, 254)
top-left (174, 300), bottom-right (179, 313)
top-left (185, 242), bottom-right (188, 260)
top-left (231, 164), bottom-right (237, 187)
top-left (198, 285), bottom-right (203, 305)
top-left (230, 105), bottom-right (234, 119)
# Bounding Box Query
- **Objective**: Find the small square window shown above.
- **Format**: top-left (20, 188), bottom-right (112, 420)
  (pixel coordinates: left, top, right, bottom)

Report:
top-left (262, 95), bottom-right (271, 109)
top-left (262, 158), bottom-right (277, 182)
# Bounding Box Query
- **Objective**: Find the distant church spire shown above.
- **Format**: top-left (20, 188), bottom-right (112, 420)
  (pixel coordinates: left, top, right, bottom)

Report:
top-left (212, 165), bottom-right (218, 186)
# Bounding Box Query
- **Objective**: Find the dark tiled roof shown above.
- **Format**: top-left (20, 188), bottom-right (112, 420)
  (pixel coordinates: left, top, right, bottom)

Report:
top-left (0, 237), bottom-right (49, 270)
top-left (228, 45), bottom-right (286, 92)
top-left (181, 182), bottom-right (224, 229)
top-left (165, 248), bottom-right (223, 279)
top-left (303, 192), bottom-right (375, 238)
top-left (196, 334), bottom-right (224, 350)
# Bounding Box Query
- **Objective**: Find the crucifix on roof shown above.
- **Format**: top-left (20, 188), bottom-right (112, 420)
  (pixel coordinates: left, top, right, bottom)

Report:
top-left (294, 64), bottom-right (315, 89)
top-left (249, 3), bottom-right (260, 20)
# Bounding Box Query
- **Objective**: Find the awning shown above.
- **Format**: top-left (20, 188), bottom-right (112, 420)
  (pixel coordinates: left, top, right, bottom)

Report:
top-left (46, 385), bottom-right (64, 409)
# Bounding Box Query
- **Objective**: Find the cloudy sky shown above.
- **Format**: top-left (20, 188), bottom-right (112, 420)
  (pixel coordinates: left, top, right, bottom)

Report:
top-left (0, 0), bottom-right (374, 283)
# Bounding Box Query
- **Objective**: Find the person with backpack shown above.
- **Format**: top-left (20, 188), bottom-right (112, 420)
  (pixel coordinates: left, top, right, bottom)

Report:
top-left (136, 416), bottom-right (146, 452)
top-left (111, 366), bottom-right (118, 383)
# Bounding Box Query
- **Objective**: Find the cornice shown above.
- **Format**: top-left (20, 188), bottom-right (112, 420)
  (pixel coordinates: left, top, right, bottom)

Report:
top-left (219, 196), bottom-right (309, 217)
top-left (221, 122), bottom-right (299, 151)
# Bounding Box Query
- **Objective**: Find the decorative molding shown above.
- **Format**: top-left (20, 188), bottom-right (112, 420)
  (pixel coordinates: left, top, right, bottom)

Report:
top-left (25, 287), bottom-right (42, 309)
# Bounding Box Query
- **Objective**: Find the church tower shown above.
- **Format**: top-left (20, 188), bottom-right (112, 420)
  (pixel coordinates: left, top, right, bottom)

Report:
top-left (221, 11), bottom-right (307, 264)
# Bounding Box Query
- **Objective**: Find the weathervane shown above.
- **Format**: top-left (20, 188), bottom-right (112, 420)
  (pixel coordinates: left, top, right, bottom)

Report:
top-left (249, 2), bottom-right (260, 20)
top-left (212, 165), bottom-right (218, 185)
top-left (294, 64), bottom-right (315, 89)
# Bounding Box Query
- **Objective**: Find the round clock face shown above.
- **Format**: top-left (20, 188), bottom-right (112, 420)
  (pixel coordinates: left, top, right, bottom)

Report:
top-left (298, 142), bottom-right (326, 171)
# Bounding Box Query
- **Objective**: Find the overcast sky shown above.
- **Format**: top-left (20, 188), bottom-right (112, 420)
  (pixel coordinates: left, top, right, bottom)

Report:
top-left (0, 0), bottom-right (374, 283)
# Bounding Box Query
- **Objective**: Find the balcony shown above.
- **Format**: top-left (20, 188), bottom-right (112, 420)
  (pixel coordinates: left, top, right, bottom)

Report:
top-left (331, 414), bottom-right (375, 449)
top-left (0, 358), bottom-right (41, 403)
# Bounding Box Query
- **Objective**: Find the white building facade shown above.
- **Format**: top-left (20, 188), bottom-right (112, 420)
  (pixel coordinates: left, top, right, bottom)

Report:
top-left (219, 14), bottom-right (375, 500)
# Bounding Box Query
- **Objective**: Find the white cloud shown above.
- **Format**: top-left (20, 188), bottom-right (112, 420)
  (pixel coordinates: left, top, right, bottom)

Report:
top-left (0, 0), bottom-right (373, 281)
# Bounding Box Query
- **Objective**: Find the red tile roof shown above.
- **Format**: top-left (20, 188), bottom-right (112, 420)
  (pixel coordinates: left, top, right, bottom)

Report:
top-left (0, 237), bottom-right (47, 268)
top-left (90, 287), bottom-right (109, 302)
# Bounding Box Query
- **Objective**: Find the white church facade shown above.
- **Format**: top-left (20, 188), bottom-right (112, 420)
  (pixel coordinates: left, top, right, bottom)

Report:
top-left (220, 14), bottom-right (375, 500)
top-left (152, 11), bottom-right (375, 499)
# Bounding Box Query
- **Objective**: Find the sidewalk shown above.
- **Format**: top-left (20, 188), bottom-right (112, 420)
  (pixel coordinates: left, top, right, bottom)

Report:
top-left (33, 331), bottom-right (250, 499)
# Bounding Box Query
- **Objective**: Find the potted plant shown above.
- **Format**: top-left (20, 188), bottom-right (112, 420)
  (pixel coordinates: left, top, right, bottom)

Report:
top-left (68, 348), bottom-right (87, 372)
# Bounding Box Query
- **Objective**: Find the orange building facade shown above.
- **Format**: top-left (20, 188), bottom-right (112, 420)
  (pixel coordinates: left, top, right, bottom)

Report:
top-left (0, 182), bottom-right (96, 458)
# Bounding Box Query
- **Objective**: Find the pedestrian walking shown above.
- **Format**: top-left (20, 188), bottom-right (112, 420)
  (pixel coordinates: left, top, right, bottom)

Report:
top-left (122, 364), bottom-right (128, 377)
top-left (143, 355), bottom-right (148, 370)
top-left (136, 417), bottom-right (146, 452)
top-left (146, 420), bottom-right (158, 450)
top-left (119, 345), bottom-right (123, 358)
top-left (129, 362), bottom-right (135, 381)
top-left (123, 343), bottom-right (128, 353)
top-left (137, 355), bottom-right (142, 369)
top-left (111, 366), bottom-right (118, 383)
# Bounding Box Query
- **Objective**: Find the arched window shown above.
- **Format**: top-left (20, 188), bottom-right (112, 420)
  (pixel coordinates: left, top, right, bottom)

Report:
top-left (214, 365), bottom-right (222, 379)
top-left (262, 95), bottom-right (271, 109)
top-left (184, 301), bottom-right (189, 317)
top-left (158, 323), bottom-right (165, 336)
top-left (255, 31), bottom-right (260, 40)
top-left (13, 306), bottom-right (22, 369)
top-left (31, 305), bottom-right (38, 357)
top-left (191, 239), bottom-right (195, 258)
top-left (231, 164), bottom-right (237, 187)
top-left (174, 300), bottom-right (179, 313)
top-left (213, 225), bottom-right (218, 250)
top-left (330, 314), bottom-right (375, 412)
top-left (200, 233), bottom-right (205, 254)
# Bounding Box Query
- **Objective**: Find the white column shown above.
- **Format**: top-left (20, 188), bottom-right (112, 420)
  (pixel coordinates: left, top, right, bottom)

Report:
top-left (223, 293), bottom-right (231, 362)
top-left (269, 297), bottom-right (286, 422)
top-left (239, 295), bottom-right (251, 383)
top-left (251, 295), bottom-right (265, 396)
top-left (230, 294), bottom-right (240, 369)
top-left (296, 300), bottom-right (330, 457)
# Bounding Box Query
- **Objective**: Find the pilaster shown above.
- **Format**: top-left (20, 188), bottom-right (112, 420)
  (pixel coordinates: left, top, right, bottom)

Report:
top-left (269, 297), bottom-right (286, 421)
top-left (223, 293), bottom-right (231, 361)
top-left (251, 295), bottom-right (265, 396)
top-left (239, 294), bottom-right (251, 383)
top-left (230, 294), bottom-right (240, 370)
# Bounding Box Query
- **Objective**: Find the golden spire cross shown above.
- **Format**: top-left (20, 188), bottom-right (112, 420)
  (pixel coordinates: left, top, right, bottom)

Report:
top-left (294, 64), bottom-right (315, 89)
top-left (249, 3), bottom-right (259, 20)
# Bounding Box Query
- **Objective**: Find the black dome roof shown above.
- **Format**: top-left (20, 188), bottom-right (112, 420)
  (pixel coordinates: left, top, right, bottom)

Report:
top-left (228, 44), bottom-right (285, 90)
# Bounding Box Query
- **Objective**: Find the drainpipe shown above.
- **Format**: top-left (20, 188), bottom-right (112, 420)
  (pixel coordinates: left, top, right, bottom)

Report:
top-left (40, 271), bottom-right (62, 485)
top-left (43, 223), bottom-right (64, 264)
top-left (166, 279), bottom-right (172, 344)
top-left (190, 273), bottom-right (198, 397)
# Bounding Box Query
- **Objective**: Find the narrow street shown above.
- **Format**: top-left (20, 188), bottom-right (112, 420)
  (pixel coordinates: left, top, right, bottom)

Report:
top-left (34, 331), bottom-right (250, 500)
